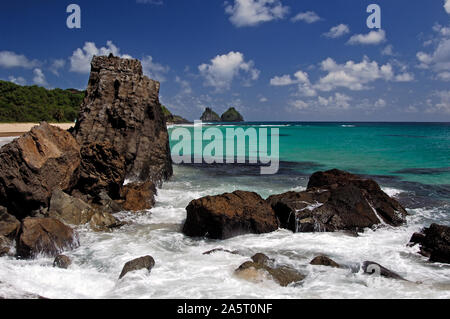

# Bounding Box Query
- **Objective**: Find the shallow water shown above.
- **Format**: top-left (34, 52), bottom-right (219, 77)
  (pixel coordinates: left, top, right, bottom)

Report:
top-left (0, 124), bottom-right (449, 299)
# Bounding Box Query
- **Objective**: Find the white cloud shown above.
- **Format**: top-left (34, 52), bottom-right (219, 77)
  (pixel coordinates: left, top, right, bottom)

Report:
top-left (314, 57), bottom-right (394, 91)
top-left (445, 0), bottom-right (450, 14)
top-left (416, 26), bottom-right (450, 80)
top-left (381, 45), bottom-right (394, 56)
top-left (430, 90), bottom-right (450, 113)
top-left (317, 93), bottom-right (352, 110)
top-left (32, 68), bottom-right (47, 86)
top-left (395, 72), bottom-right (414, 82)
top-left (175, 76), bottom-right (192, 94)
top-left (291, 11), bottom-right (321, 24)
top-left (270, 69), bottom-right (316, 97)
top-left (141, 56), bottom-right (169, 82)
top-left (225, 0), bottom-right (289, 27)
top-left (7, 75), bottom-right (26, 85)
top-left (289, 99), bottom-right (309, 111)
top-left (348, 29), bottom-right (386, 45)
top-left (50, 59), bottom-right (66, 76)
top-left (323, 24), bottom-right (350, 38)
top-left (69, 41), bottom-right (132, 73)
top-left (0, 51), bottom-right (38, 69)
top-left (199, 51), bottom-right (259, 90)
top-left (374, 98), bottom-right (386, 108)
top-left (259, 97), bottom-right (268, 102)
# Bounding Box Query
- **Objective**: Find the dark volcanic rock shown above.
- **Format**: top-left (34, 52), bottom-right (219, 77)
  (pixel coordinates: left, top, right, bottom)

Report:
top-left (409, 223), bottom-right (450, 264)
top-left (17, 217), bottom-right (79, 259)
top-left (73, 55), bottom-right (172, 184)
top-left (120, 181), bottom-right (156, 212)
top-left (53, 255), bottom-right (72, 269)
top-left (310, 256), bottom-right (340, 268)
top-left (183, 191), bottom-right (279, 240)
top-left (235, 253), bottom-right (305, 287)
top-left (221, 107), bottom-right (244, 122)
top-left (267, 169), bottom-right (408, 233)
top-left (362, 261), bottom-right (407, 281)
top-left (0, 206), bottom-right (20, 239)
top-left (0, 122), bottom-right (81, 219)
top-left (119, 255), bottom-right (155, 279)
top-left (75, 142), bottom-right (126, 199)
top-left (200, 107), bottom-right (221, 122)
top-left (48, 189), bottom-right (95, 225)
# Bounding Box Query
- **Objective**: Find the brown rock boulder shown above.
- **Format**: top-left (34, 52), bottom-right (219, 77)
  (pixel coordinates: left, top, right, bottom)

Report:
top-left (73, 55), bottom-right (172, 184)
top-left (53, 255), bottom-right (72, 269)
top-left (308, 169), bottom-right (408, 226)
top-left (121, 181), bottom-right (156, 212)
top-left (408, 223), bottom-right (450, 264)
top-left (0, 206), bottom-right (20, 239)
top-left (267, 170), bottom-right (408, 233)
top-left (48, 189), bottom-right (95, 225)
top-left (89, 211), bottom-right (124, 232)
top-left (183, 191), bottom-right (279, 240)
top-left (75, 142), bottom-right (126, 199)
top-left (0, 235), bottom-right (12, 256)
top-left (235, 253), bottom-right (305, 287)
top-left (310, 256), bottom-right (340, 268)
top-left (17, 217), bottom-right (79, 259)
top-left (119, 255), bottom-right (155, 279)
top-left (0, 123), bottom-right (81, 219)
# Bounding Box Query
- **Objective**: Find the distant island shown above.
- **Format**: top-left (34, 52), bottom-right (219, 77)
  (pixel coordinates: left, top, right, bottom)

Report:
top-left (161, 105), bottom-right (190, 124)
top-left (200, 107), bottom-right (244, 122)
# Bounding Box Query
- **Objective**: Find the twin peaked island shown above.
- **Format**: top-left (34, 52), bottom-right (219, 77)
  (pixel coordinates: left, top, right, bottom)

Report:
top-left (0, 55), bottom-right (448, 285)
top-left (200, 107), bottom-right (244, 123)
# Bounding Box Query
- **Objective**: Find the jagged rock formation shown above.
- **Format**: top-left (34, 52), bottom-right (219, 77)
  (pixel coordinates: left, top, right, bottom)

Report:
top-left (73, 55), bottom-right (172, 184)
top-left (221, 107), bottom-right (244, 122)
top-left (183, 191), bottom-right (278, 240)
top-left (0, 123), bottom-right (81, 219)
top-left (200, 107), bottom-right (220, 122)
top-left (409, 224), bottom-right (450, 264)
top-left (267, 169), bottom-right (408, 233)
top-left (0, 206), bottom-right (20, 239)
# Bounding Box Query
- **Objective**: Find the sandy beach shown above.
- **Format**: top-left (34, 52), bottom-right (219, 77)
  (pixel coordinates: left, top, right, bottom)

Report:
top-left (0, 123), bottom-right (74, 137)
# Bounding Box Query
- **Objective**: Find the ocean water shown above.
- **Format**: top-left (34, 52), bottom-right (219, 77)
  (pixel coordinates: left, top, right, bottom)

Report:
top-left (0, 122), bottom-right (449, 299)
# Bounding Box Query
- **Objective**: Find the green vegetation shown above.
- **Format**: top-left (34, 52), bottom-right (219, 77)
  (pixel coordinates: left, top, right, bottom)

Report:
top-left (221, 107), bottom-right (244, 122)
top-left (161, 104), bottom-right (190, 124)
top-left (0, 80), bottom-right (84, 123)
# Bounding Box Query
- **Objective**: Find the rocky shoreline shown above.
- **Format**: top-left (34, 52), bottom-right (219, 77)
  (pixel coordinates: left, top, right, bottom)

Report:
top-left (0, 55), bottom-right (448, 297)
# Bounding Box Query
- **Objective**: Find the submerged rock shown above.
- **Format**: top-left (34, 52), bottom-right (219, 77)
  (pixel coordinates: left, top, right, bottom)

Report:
top-left (53, 255), bottom-right (72, 269)
top-left (310, 256), bottom-right (341, 268)
top-left (120, 181), bottom-right (156, 212)
top-left (48, 189), bottom-right (95, 225)
top-left (235, 253), bottom-right (305, 287)
top-left (362, 261), bottom-right (407, 281)
top-left (200, 107), bottom-right (220, 122)
top-left (183, 191), bottom-right (279, 240)
top-left (73, 55), bottom-right (172, 184)
top-left (408, 223), bottom-right (450, 264)
top-left (267, 169), bottom-right (408, 233)
top-left (0, 206), bottom-right (20, 239)
top-left (203, 248), bottom-right (240, 255)
top-left (220, 107), bottom-right (244, 122)
top-left (0, 122), bottom-right (81, 219)
top-left (17, 217), bottom-right (79, 259)
top-left (119, 255), bottom-right (155, 279)
top-left (89, 211), bottom-right (124, 232)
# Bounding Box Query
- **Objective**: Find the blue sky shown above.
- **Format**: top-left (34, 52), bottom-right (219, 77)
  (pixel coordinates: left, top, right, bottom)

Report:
top-left (0, 0), bottom-right (449, 121)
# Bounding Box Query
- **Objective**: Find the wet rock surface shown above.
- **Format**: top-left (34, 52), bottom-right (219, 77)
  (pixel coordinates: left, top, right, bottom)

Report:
top-left (17, 217), bottom-right (79, 259)
top-left (183, 191), bottom-right (279, 240)
top-left (268, 169), bottom-right (408, 232)
top-left (53, 254), bottom-right (72, 269)
top-left (89, 211), bottom-right (124, 232)
top-left (409, 223), bottom-right (450, 264)
top-left (235, 253), bottom-right (305, 287)
top-left (362, 261), bottom-right (407, 281)
top-left (48, 189), bottom-right (95, 225)
top-left (310, 255), bottom-right (341, 268)
top-left (0, 235), bottom-right (12, 256)
top-left (119, 255), bottom-right (155, 279)
top-left (0, 123), bottom-right (81, 219)
top-left (120, 181), bottom-right (156, 212)
top-left (73, 55), bottom-right (172, 184)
